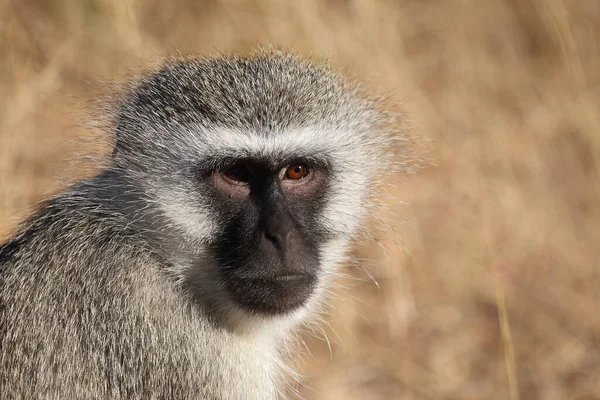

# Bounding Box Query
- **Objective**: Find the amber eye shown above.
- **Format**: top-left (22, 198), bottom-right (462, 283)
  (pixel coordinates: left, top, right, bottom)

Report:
top-left (284, 163), bottom-right (310, 180)
top-left (223, 165), bottom-right (250, 184)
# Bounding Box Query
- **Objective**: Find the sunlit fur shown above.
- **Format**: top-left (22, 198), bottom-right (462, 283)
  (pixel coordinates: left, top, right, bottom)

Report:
top-left (0, 49), bottom-right (398, 399)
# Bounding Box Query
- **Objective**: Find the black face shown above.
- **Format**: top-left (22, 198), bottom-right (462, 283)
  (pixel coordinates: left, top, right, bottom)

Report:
top-left (203, 158), bottom-right (330, 315)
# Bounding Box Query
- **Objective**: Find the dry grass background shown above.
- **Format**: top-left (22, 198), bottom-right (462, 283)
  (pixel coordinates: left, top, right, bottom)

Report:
top-left (1, 0), bottom-right (600, 399)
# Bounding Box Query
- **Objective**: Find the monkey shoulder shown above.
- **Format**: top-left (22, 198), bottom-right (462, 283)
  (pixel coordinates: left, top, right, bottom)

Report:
top-left (3, 173), bottom-right (149, 263)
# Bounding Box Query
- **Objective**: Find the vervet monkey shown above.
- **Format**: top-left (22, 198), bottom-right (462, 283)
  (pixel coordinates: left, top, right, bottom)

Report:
top-left (0, 50), bottom-right (394, 399)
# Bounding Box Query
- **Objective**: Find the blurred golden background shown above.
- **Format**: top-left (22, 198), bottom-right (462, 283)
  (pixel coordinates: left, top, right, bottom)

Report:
top-left (1, 1), bottom-right (599, 399)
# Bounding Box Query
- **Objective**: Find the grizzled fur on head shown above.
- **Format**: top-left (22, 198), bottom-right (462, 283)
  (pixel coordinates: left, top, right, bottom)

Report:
top-left (114, 51), bottom-right (377, 147)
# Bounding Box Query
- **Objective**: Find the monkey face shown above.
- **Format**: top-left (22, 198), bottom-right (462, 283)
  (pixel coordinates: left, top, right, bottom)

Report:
top-left (205, 158), bottom-right (331, 315)
top-left (139, 125), bottom-right (376, 321)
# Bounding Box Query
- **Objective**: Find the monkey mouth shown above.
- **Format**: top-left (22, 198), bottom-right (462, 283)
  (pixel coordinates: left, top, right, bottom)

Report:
top-left (224, 272), bottom-right (317, 315)
top-left (272, 274), bottom-right (308, 282)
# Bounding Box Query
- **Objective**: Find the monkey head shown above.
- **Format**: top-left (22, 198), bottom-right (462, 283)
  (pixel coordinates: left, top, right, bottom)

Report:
top-left (111, 51), bottom-right (386, 325)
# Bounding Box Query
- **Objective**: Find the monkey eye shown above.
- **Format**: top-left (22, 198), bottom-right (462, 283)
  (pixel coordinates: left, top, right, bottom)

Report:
top-left (283, 163), bottom-right (310, 180)
top-left (222, 165), bottom-right (251, 184)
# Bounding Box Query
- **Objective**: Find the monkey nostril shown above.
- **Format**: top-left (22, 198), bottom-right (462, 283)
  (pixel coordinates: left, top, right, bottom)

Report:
top-left (264, 230), bottom-right (281, 247)
top-left (263, 229), bottom-right (293, 252)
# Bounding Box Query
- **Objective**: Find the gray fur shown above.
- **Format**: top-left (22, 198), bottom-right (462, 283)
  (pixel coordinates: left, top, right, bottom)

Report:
top-left (0, 50), bottom-right (390, 399)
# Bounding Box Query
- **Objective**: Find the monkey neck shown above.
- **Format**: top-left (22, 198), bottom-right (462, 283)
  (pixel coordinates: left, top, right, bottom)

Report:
top-left (135, 267), bottom-right (289, 398)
